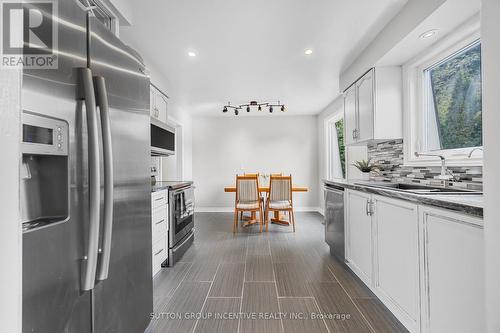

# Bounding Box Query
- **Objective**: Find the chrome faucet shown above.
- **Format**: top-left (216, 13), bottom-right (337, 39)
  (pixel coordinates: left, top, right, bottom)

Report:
top-left (414, 152), bottom-right (454, 181)
top-left (468, 147), bottom-right (483, 158)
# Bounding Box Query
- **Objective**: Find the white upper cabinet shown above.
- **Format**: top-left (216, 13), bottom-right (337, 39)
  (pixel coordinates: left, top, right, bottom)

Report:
top-left (344, 86), bottom-right (357, 146)
top-left (150, 85), bottom-right (168, 123)
top-left (356, 71), bottom-right (374, 142)
top-left (344, 67), bottom-right (402, 145)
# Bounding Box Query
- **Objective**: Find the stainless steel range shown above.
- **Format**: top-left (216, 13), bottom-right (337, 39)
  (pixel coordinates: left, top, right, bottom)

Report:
top-left (153, 181), bottom-right (195, 266)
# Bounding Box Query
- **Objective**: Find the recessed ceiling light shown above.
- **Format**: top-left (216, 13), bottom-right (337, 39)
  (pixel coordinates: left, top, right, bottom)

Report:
top-left (419, 29), bottom-right (438, 39)
top-left (304, 49), bottom-right (313, 55)
top-left (188, 51), bottom-right (196, 57)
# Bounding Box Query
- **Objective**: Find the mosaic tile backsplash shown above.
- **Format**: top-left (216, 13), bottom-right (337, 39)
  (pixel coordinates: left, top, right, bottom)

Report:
top-left (367, 139), bottom-right (483, 191)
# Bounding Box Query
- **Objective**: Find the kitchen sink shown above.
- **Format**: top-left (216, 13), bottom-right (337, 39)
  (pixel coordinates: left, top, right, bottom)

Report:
top-left (355, 182), bottom-right (482, 195)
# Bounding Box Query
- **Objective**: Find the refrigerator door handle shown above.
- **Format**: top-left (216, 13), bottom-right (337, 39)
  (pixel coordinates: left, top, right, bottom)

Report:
top-left (79, 68), bottom-right (101, 291)
top-left (94, 76), bottom-right (114, 281)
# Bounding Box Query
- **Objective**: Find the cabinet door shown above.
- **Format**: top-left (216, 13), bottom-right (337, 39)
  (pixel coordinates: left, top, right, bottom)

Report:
top-left (344, 86), bottom-right (357, 145)
top-left (374, 196), bottom-right (419, 330)
top-left (156, 94), bottom-right (168, 123)
top-left (150, 87), bottom-right (157, 119)
top-left (421, 208), bottom-right (484, 333)
top-left (356, 69), bottom-right (374, 142)
top-left (345, 190), bottom-right (373, 285)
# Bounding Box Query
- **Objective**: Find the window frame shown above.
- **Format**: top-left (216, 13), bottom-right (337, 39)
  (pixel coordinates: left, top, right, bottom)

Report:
top-left (325, 113), bottom-right (345, 180)
top-left (403, 21), bottom-right (482, 167)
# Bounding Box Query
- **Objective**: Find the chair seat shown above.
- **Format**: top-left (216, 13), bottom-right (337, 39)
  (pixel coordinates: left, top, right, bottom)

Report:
top-left (268, 200), bottom-right (292, 209)
top-left (237, 201), bottom-right (260, 209)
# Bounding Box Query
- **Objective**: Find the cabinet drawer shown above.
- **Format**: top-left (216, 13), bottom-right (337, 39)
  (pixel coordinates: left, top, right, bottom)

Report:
top-left (152, 207), bottom-right (167, 236)
top-left (152, 190), bottom-right (168, 209)
top-left (152, 238), bottom-right (167, 276)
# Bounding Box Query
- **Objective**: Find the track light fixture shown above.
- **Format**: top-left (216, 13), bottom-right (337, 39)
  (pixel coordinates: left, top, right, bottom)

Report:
top-left (222, 100), bottom-right (286, 115)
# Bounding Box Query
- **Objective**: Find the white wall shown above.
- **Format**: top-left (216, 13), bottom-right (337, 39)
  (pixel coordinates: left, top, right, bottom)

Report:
top-left (316, 95), bottom-right (368, 212)
top-left (481, 0), bottom-right (500, 331)
top-left (317, 95), bottom-right (343, 212)
top-left (0, 69), bottom-right (22, 332)
top-left (192, 115), bottom-right (319, 210)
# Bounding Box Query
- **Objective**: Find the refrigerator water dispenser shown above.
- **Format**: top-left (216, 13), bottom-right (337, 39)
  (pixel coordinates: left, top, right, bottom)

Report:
top-left (20, 111), bottom-right (69, 231)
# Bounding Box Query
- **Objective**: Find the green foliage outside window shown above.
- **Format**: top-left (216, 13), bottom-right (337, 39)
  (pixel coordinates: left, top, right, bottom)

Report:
top-left (335, 119), bottom-right (345, 178)
top-left (428, 41), bottom-right (482, 150)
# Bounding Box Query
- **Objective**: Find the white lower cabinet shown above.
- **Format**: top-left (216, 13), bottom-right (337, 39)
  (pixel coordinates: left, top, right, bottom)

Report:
top-left (151, 190), bottom-right (169, 277)
top-left (345, 189), bottom-right (484, 333)
top-left (345, 190), bottom-right (373, 285)
top-left (419, 206), bottom-right (484, 333)
top-left (373, 195), bottom-right (419, 332)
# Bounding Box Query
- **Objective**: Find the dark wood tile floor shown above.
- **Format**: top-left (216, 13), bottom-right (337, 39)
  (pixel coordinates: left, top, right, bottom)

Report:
top-left (146, 212), bottom-right (408, 333)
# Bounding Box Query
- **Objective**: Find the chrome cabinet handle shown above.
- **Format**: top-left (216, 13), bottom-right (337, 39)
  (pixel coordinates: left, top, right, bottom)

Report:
top-left (155, 219), bottom-right (165, 225)
top-left (365, 199), bottom-right (370, 216)
top-left (79, 68), bottom-right (100, 291)
top-left (367, 200), bottom-right (375, 216)
top-left (154, 248), bottom-right (164, 256)
top-left (94, 76), bottom-right (114, 282)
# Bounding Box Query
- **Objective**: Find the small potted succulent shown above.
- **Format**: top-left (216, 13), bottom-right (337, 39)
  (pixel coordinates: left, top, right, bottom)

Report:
top-left (352, 160), bottom-right (378, 181)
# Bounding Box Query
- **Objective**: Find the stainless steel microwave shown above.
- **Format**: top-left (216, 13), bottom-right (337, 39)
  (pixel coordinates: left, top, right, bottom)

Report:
top-left (151, 117), bottom-right (175, 156)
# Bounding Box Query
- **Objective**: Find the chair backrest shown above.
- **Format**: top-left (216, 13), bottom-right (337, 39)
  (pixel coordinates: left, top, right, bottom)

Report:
top-left (269, 175), bottom-right (292, 202)
top-left (236, 175), bottom-right (259, 203)
top-left (244, 173), bottom-right (259, 177)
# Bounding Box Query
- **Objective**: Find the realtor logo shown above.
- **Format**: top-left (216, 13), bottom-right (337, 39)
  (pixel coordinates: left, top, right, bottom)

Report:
top-left (1, 0), bottom-right (58, 68)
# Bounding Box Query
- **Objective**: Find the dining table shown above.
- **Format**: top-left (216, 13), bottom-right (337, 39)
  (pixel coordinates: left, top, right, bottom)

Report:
top-left (224, 185), bottom-right (308, 226)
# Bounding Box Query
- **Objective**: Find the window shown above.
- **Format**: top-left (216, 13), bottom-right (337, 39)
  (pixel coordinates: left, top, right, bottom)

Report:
top-left (326, 115), bottom-right (345, 179)
top-left (403, 22), bottom-right (482, 166)
top-left (423, 41), bottom-right (482, 151)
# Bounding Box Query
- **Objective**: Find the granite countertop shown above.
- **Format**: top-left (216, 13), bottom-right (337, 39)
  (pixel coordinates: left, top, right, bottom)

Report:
top-left (323, 179), bottom-right (483, 218)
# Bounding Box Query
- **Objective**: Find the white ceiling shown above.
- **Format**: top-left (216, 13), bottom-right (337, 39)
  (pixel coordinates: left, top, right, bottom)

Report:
top-left (120, 0), bottom-right (408, 115)
top-left (377, 0), bottom-right (480, 67)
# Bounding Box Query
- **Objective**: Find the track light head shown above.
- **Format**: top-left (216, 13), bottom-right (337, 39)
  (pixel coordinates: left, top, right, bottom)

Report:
top-left (269, 106), bottom-right (273, 113)
top-left (247, 106), bottom-right (250, 112)
top-left (281, 105), bottom-right (285, 112)
top-left (258, 105), bottom-right (261, 111)
top-left (235, 109), bottom-right (239, 116)
top-left (223, 106), bottom-right (228, 113)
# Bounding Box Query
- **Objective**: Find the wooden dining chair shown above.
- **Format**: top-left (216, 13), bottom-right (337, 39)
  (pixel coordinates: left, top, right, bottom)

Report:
top-left (265, 175), bottom-right (295, 232)
top-left (234, 175), bottom-right (264, 233)
top-left (241, 173), bottom-right (261, 220)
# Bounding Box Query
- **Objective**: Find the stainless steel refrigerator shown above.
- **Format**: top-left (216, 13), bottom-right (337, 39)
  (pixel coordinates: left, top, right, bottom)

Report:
top-left (21, 1), bottom-right (152, 332)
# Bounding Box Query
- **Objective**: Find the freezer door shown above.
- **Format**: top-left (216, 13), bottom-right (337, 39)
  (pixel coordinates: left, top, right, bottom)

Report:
top-left (21, 1), bottom-right (92, 332)
top-left (88, 17), bottom-right (153, 333)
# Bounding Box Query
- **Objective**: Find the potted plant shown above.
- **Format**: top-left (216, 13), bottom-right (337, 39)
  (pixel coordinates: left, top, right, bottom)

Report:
top-left (352, 160), bottom-right (378, 181)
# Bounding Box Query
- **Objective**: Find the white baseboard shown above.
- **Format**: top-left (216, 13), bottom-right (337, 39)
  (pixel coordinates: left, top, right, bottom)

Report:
top-left (196, 207), bottom-right (322, 213)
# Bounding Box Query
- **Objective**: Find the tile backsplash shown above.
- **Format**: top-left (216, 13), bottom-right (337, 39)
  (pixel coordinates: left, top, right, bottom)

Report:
top-left (367, 139), bottom-right (483, 191)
